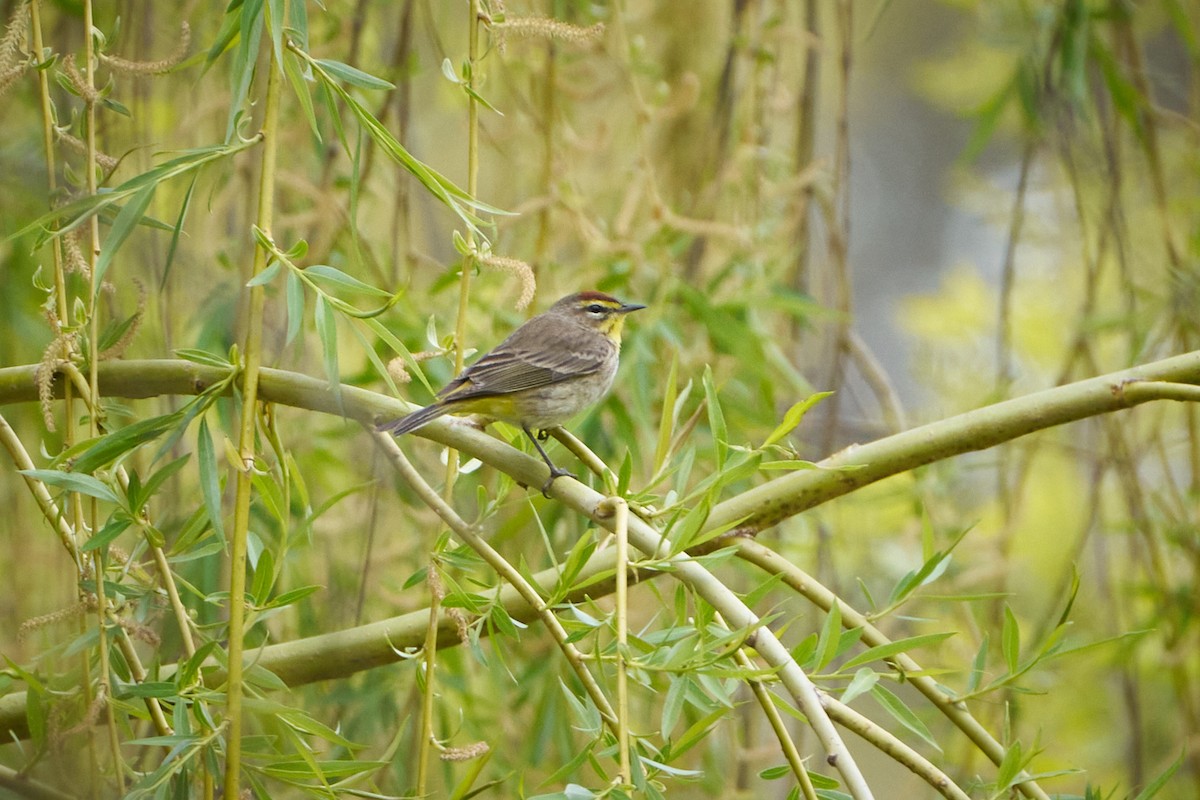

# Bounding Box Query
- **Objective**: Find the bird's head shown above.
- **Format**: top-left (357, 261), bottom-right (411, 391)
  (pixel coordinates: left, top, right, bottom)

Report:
top-left (552, 291), bottom-right (646, 343)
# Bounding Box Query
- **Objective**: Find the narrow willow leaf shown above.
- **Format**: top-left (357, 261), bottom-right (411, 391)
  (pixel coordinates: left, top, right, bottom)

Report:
top-left (346, 322), bottom-right (399, 398)
top-left (839, 632), bottom-right (956, 672)
top-left (558, 678), bottom-right (601, 736)
top-left (267, 0), bottom-right (286, 76)
top-left (174, 348), bottom-right (233, 368)
top-left (315, 57), bottom-right (395, 90)
top-left (305, 264), bottom-right (392, 297)
top-left (94, 182), bottom-right (156, 297)
top-left (245, 259), bottom-right (282, 287)
top-left (870, 683), bottom-right (940, 751)
top-left (284, 269), bottom-right (304, 345)
top-left (611, 447), bottom-right (630, 496)
top-left (160, 173), bottom-right (197, 290)
top-left (81, 515), bottom-right (132, 552)
top-left (68, 411), bottom-right (184, 474)
top-left (668, 706), bottom-right (726, 760)
top-left (967, 633), bottom-right (988, 693)
top-left (1131, 750), bottom-right (1185, 800)
top-left (134, 454), bottom-right (191, 511)
top-left (227, 0), bottom-right (265, 142)
top-left (701, 365), bottom-right (726, 469)
top-left (840, 668), bottom-right (879, 705)
top-left (814, 602), bottom-right (843, 671)
top-left (314, 294), bottom-right (340, 388)
top-left (668, 495), bottom-right (711, 553)
top-left (20, 469), bottom-right (119, 504)
top-left (1002, 604), bottom-right (1020, 675)
top-left (554, 535), bottom-right (597, 600)
top-left (97, 311), bottom-right (142, 353)
top-left (283, 49), bottom-right (320, 139)
top-left (995, 740), bottom-right (1023, 789)
top-left (440, 57), bottom-right (462, 85)
top-left (653, 353), bottom-right (679, 473)
top-left (761, 391), bottom-right (833, 448)
top-left (197, 417), bottom-right (226, 546)
top-left (259, 758), bottom-right (388, 780)
top-left (362, 316), bottom-right (435, 394)
top-left (251, 547), bottom-right (275, 605)
top-left (660, 674), bottom-right (688, 736)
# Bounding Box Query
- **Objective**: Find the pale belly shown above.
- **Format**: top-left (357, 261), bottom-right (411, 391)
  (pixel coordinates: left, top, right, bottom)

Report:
top-left (502, 360), bottom-right (619, 430)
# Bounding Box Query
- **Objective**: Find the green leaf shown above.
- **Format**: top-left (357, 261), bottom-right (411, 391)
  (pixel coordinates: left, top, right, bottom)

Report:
top-left (251, 547), bottom-right (275, 605)
top-left (283, 48), bottom-right (320, 140)
top-left (870, 683), bottom-right (940, 751)
top-left (245, 258), bottom-right (282, 287)
top-left (94, 182), bottom-right (157, 297)
top-left (261, 584), bottom-right (321, 610)
top-left (839, 632), bottom-right (956, 672)
top-left (362, 316), bottom-right (435, 395)
top-left (97, 311), bottom-right (142, 354)
top-left (701, 365), bottom-right (727, 469)
top-left (197, 417), bottom-right (226, 546)
top-left (314, 294), bottom-right (340, 387)
top-left (759, 765), bottom-right (792, 780)
top-left (284, 267), bottom-right (304, 345)
top-left (259, 758), bottom-right (388, 781)
top-left (20, 469), bottom-right (119, 504)
top-left (227, 0), bottom-right (265, 142)
top-left (667, 706), bottom-right (726, 760)
top-left (174, 348), bottom-right (233, 368)
top-left (840, 668), bottom-right (878, 705)
top-left (1001, 604), bottom-right (1020, 675)
top-left (814, 602), bottom-right (843, 671)
top-left (440, 57), bottom-right (462, 85)
top-left (305, 265), bottom-right (392, 297)
top-left (1131, 750), bottom-right (1185, 800)
top-left (132, 454), bottom-right (191, 511)
top-left (315, 58), bottom-right (395, 90)
top-left (996, 739), bottom-right (1024, 790)
top-left (967, 633), bottom-right (988, 693)
top-left (761, 391), bottom-right (833, 448)
top-left (68, 411), bottom-right (184, 474)
top-left (554, 534), bottom-right (597, 600)
top-left (653, 353), bottom-right (679, 473)
top-left (119, 681), bottom-right (178, 699)
top-left (81, 515), bottom-right (132, 552)
top-left (300, 50), bottom-right (508, 236)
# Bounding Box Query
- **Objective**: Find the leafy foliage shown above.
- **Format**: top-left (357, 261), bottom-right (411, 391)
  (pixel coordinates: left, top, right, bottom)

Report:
top-left (1, 1), bottom-right (1198, 799)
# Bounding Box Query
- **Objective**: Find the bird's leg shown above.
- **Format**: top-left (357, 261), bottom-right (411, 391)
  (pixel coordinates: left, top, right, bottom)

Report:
top-left (523, 425), bottom-right (576, 496)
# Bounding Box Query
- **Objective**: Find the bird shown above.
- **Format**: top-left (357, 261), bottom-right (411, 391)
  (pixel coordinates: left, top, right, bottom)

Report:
top-left (379, 290), bottom-right (646, 492)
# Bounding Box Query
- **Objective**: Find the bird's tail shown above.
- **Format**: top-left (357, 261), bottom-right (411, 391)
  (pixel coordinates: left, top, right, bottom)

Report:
top-left (377, 402), bottom-right (449, 436)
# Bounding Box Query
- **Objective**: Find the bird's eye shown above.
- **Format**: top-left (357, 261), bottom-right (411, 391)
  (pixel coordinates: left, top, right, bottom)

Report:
top-left (586, 304), bottom-right (607, 314)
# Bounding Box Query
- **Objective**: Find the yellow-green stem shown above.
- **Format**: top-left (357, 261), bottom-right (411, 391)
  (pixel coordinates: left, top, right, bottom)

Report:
top-left (724, 619), bottom-right (814, 800)
top-left (224, 39), bottom-right (283, 798)
top-left (81, 0), bottom-right (124, 783)
top-left (446, 0), bottom-right (483, 496)
top-left (415, 563), bottom-right (442, 794)
top-left (609, 497), bottom-right (631, 784)
top-left (423, 3), bottom-right (483, 788)
top-left (372, 431), bottom-right (619, 729)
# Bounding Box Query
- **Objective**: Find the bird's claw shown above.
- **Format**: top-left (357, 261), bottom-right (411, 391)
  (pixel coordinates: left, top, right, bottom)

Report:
top-left (540, 466), bottom-right (576, 498)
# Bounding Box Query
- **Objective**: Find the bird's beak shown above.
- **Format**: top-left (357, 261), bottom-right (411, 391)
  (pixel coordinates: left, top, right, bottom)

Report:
top-left (619, 302), bottom-right (647, 314)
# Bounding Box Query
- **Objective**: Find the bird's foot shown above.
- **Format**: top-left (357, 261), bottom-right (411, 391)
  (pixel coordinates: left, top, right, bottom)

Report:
top-left (540, 465), bottom-right (577, 498)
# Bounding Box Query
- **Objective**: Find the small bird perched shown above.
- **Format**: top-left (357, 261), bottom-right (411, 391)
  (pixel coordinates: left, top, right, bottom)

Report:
top-left (379, 290), bottom-right (646, 492)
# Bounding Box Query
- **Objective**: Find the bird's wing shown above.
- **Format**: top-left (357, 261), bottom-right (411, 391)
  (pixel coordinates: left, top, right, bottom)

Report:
top-left (439, 320), bottom-right (611, 399)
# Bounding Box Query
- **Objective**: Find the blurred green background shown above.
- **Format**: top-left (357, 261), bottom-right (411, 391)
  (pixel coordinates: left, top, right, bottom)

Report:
top-left (1, 1), bottom-right (1198, 798)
